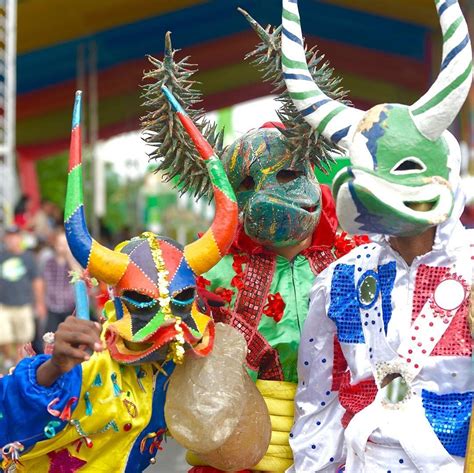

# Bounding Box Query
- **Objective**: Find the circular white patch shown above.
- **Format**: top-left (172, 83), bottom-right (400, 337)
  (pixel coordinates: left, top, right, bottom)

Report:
top-left (434, 279), bottom-right (466, 311)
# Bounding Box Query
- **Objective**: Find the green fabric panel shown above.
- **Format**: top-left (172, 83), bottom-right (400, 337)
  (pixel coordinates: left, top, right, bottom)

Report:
top-left (205, 253), bottom-right (316, 384)
top-left (65, 165), bottom-right (83, 221)
top-left (206, 156), bottom-right (237, 202)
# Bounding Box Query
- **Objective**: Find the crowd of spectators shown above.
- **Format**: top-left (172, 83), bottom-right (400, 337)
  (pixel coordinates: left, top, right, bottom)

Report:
top-left (0, 196), bottom-right (105, 374)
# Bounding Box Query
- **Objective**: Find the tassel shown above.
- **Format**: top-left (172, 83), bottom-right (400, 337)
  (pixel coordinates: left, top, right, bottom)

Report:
top-left (59, 397), bottom-right (78, 421)
top-left (44, 420), bottom-right (62, 438)
top-left (111, 373), bottom-right (122, 397)
top-left (92, 374), bottom-right (102, 387)
top-left (84, 392), bottom-right (92, 416)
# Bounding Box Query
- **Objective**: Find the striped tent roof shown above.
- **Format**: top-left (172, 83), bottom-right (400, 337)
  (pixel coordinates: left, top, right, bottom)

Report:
top-left (18, 0), bottom-right (450, 160)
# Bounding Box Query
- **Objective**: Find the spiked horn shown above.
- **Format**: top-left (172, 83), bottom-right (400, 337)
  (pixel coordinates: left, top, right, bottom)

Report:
top-left (161, 86), bottom-right (238, 275)
top-left (281, 0), bottom-right (363, 149)
top-left (410, 0), bottom-right (473, 140)
top-left (64, 92), bottom-right (130, 285)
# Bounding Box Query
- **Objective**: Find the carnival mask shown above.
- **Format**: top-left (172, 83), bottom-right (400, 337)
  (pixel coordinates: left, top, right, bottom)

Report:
top-left (64, 90), bottom-right (238, 365)
top-left (222, 128), bottom-right (321, 248)
top-left (282, 0), bottom-right (472, 237)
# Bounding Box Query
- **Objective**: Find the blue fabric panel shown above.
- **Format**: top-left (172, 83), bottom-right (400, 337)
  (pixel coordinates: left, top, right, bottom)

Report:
top-left (328, 260), bottom-right (396, 343)
top-left (328, 263), bottom-right (364, 343)
top-left (422, 389), bottom-right (473, 457)
top-left (64, 205), bottom-right (92, 269)
top-left (0, 355), bottom-right (82, 450)
top-left (125, 362), bottom-right (175, 472)
top-left (169, 257), bottom-right (195, 296)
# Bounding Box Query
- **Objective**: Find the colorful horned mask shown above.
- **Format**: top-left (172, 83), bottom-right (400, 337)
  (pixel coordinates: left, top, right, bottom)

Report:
top-left (143, 19), bottom-right (347, 248)
top-left (64, 90), bottom-right (238, 365)
top-left (282, 0), bottom-right (472, 237)
top-left (222, 127), bottom-right (321, 247)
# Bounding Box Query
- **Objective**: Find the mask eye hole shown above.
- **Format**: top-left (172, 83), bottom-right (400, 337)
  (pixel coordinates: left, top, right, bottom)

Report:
top-left (172, 288), bottom-right (195, 307)
top-left (122, 290), bottom-right (158, 309)
top-left (391, 158), bottom-right (426, 175)
top-left (276, 170), bottom-right (303, 184)
top-left (238, 176), bottom-right (255, 192)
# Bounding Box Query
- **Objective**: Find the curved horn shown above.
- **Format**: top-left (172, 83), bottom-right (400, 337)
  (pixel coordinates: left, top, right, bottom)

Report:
top-left (64, 91), bottom-right (129, 285)
top-left (410, 0), bottom-right (473, 140)
top-left (281, 0), bottom-right (363, 149)
top-left (161, 86), bottom-right (238, 275)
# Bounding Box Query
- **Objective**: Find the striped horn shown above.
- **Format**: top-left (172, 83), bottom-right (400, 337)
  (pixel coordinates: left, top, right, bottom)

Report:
top-left (64, 91), bottom-right (129, 285)
top-left (410, 0), bottom-right (473, 141)
top-left (281, 0), bottom-right (363, 149)
top-left (161, 86), bottom-right (238, 275)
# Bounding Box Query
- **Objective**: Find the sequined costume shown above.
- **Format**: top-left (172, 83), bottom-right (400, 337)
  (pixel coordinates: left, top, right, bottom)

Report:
top-left (291, 207), bottom-right (473, 472)
top-left (0, 85), bottom-right (239, 470)
top-left (282, 0), bottom-right (474, 470)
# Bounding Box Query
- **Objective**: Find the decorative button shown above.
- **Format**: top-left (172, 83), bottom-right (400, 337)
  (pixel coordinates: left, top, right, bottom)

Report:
top-left (124, 423), bottom-right (132, 432)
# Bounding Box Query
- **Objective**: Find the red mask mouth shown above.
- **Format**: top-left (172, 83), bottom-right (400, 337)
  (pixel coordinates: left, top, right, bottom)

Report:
top-left (105, 320), bottom-right (215, 364)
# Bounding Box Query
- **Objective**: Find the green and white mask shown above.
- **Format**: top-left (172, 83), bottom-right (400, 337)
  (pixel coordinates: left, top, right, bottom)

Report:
top-left (281, 0), bottom-right (473, 237)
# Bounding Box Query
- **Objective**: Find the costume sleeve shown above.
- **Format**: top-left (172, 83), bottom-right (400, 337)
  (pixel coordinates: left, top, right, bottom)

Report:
top-left (0, 355), bottom-right (82, 451)
top-left (288, 270), bottom-right (347, 472)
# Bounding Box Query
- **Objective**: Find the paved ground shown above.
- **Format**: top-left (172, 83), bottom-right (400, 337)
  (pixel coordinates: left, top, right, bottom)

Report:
top-left (147, 438), bottom-right (189, 472)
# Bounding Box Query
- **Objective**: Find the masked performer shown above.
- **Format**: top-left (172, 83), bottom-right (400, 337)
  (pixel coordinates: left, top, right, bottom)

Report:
top-left (281, 0), bottom-right (473, 471)
top-left (145, 17), bottom-right (367, 473)
top-left (0, 85), bottom-right (239, 472)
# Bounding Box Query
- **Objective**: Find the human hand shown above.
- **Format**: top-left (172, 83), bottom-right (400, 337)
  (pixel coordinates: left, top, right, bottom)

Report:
top-left (37, 316), bottom-right (103, 386)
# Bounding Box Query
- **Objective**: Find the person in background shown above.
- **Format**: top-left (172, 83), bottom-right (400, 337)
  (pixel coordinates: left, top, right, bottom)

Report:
top-left (42, 229), bottom-right (80, 334)
top-left (0, 226), bottom-right (46, 368)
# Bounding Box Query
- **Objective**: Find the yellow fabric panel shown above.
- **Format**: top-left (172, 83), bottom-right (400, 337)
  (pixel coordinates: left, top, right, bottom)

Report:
top-left (17, 351), bottom-right (155, 472)
top-left (18, 0), bottom-right (209, 54)
top-left (191, 303), bottom-right (212, 336)
top-left (256, 380), bottom-right (297, 400)
top-left (269, 415), bottom-right (293, 433)
top-left (184, 232), bottom-right (221, 276)
top-left (88, 240), bottom-right (129, 286)
top-left (252, 455), bottom-right (293, 472)
top-left (265, 444), bottom-right (292, 459)
top-left (263, 397), bottom-right (294, 417)
top-left (270, 430), bottom-right (290, 446)
top-left (320, 0), bottom-right (438, 27)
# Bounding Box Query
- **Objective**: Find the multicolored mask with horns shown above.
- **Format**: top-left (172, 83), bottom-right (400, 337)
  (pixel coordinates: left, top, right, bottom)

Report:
top-left (282, 0), bottom-right (472, 237)
top-left (221, 126), bottom-right (321, 247)
top-left (143, 17), bottom-right (347, 248)
top-left (64, 90), bottom-right (238, 365)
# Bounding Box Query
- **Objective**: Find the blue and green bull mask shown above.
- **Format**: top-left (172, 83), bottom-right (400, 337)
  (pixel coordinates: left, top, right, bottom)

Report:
top-left (221, 127), bottom-right (321, 248)
top-left (282, 0), bottom-right (472, 237)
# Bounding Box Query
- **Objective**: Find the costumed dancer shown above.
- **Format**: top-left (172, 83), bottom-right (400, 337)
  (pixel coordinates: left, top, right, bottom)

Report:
top-left (143, 17), bottom-right (367, 473)
top-left (281, 0), bottom-right (473, 471)
top-left (0, 87), bottom-right (239, 471)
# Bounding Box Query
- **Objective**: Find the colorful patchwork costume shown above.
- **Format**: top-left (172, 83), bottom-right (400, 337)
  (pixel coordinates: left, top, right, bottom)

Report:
top-left (144, 15), bottom-right (364, 473)
top-left (282, 0), bottom-right (473, 471)
top-left (0, 83), bottom-right (238, 471)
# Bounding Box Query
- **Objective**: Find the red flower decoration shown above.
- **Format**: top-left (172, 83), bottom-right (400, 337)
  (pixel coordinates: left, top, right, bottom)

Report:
top-left (196, 276), bottom-right (211, 289)
top-left (214, 287), bottom-right (234, 303)
top-left (263, 293), bottom-right (286, 323)
top-left (334, 232), bottom-right (371, 258)
top-left (231, 275), bottom-right (245, 291)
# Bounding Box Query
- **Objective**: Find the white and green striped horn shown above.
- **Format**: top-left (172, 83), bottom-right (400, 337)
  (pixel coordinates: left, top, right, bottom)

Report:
top-left (281, 0), bottom-right (363, 150)
top-left (410, 0), bottom-right (473, 141)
